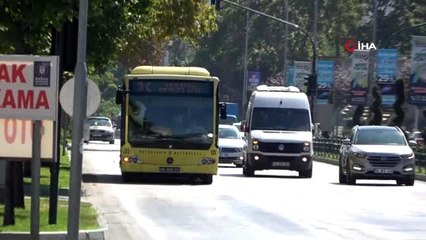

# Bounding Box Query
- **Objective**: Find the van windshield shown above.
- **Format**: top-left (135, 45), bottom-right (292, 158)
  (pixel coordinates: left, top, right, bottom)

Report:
top-left (251, 108), bottom-right (310, 131)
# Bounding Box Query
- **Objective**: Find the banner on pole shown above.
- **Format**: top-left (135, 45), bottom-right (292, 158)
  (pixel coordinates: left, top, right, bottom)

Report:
top-left (316, 60), bottom-right (335, 104)
top-left (408, 35), bottom-right (426, 105)
top-left (294, 61), bottom-right (311, 92)
top-left (376, 49), bottom-right (397, 106)
top-left (349, 50), bottom-right (369, 105)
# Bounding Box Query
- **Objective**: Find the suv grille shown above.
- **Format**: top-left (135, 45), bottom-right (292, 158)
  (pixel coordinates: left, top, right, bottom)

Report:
top-left (258, 142), bottom-right (304, 153)
top-left (367, 155), bottom-right (400, 167)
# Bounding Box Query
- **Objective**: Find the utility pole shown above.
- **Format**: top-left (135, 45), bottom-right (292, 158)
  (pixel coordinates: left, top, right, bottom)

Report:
top-left (242, 10), bottom-right (250, 119)
top-left (220, 0), bottom-right (318, 120)
top-left (282, 0), bottom-right (289, 85)
top-left (67, 0), bottom-right (88, 239)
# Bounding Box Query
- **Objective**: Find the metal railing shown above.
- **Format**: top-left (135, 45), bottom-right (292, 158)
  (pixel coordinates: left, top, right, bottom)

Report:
top-left (313, 137), bottom-right (426, 174)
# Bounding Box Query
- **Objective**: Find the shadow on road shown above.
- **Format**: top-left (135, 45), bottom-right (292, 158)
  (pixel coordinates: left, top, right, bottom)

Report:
top-left (330, 182), bottom-right (400, 187)
top-left (83, 148), bottom-right (119, 152)
top-left (82, 173), bottom-right (208, 185)
top-left (219, 173), bottom-right (300, 179)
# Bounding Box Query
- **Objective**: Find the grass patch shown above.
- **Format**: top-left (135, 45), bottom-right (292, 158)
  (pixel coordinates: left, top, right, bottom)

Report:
top-left (0, 198), bottom-right (99, 232)
top-left (24, 151), bottom-right (70, 189)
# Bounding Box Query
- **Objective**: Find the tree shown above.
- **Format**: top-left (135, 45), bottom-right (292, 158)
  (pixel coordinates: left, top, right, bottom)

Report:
top-left (352, 105), bottom-right (365, 126)
top-left (389, 79), bottom-right (405, 127)
top-left (368, 86), bottom-right (382, 125)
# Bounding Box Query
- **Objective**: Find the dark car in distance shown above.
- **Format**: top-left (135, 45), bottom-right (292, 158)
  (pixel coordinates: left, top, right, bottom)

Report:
top-left (339, 126), bottom-right (416, 186)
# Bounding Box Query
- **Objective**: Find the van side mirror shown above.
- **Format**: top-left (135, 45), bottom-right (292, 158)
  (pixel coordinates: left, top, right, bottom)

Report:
top-left (116, 88), bottom-right (123, 105)
top-left (219, 103), bottom-right (227, 119)
top-left (342, 139), bottom-right (351, 145)
top-left (409, 140), bottom-right (417, 147)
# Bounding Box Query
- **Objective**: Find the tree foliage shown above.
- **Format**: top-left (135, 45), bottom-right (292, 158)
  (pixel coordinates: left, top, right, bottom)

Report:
top-left (389, 79), bottom-right (405, 127)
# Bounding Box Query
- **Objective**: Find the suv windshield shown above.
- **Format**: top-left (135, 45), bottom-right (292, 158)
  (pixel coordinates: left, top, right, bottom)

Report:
top-left (355, 129), bottom-right (407, 145)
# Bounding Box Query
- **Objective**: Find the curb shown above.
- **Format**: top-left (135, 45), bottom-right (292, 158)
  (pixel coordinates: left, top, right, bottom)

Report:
top-left (0, 228), bottom-right (107, 240)
top-left (313, 156), bottom-right (426, 182)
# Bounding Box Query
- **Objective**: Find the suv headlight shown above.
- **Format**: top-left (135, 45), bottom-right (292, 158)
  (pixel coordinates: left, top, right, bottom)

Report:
top-left (352, 151), bottom-right (367, 159)
top-left (401, 153), bottom-right (415, 160)
top-left (252, 139), bottom-right (259, 151)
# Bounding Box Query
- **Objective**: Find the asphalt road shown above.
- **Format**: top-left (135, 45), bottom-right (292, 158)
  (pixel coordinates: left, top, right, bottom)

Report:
top-left (82, 140), bottom-right (426, 240)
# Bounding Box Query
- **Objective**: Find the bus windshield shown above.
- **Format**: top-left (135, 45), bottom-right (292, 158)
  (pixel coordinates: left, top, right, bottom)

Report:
top-left (251, 107), bottom-right (310, 131)
top-left (127, 81), bottom-right (214, 149)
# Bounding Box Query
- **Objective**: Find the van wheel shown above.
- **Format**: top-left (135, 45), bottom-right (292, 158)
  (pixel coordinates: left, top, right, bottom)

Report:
top-left (243, 164), bottom-right (255, 177)
top-left (109, 139), bottom-right (115, 144)
top-left (299, 168), bottom-right (312, 178)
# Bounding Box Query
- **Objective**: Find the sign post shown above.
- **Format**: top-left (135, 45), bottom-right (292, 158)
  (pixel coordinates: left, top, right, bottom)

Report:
top-left (31, 120), bottom-right (42, 240)
top-left (0, 54), bottom-right (59, 239)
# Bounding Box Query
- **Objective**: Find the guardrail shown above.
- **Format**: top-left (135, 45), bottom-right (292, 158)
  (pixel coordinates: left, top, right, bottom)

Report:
top-left (313, 137), bottom-right (426, 174)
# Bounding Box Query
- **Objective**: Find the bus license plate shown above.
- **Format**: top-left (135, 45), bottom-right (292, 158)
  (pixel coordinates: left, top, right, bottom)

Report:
top-left (374, 168), bottom-right (393, 174)
top-left (272, 162), bottom-right (290, 167)
top-left (159, 167), bottom-right (181, 173)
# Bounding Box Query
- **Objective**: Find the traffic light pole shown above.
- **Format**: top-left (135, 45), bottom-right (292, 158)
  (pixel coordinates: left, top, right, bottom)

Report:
top-left (218, 0), bottom-right (318, 119)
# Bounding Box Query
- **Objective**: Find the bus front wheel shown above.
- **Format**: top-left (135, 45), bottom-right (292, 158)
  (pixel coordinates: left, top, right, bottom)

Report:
top-left (202, 174), bottom-right (213, 184)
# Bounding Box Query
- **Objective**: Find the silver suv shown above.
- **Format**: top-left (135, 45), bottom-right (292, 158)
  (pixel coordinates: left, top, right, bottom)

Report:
top-left (339, 126), bottom-right (416, 186)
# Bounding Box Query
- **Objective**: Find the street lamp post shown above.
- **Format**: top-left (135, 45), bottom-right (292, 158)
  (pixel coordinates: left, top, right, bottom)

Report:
top-left (220, 0), bottom-right (318, 118)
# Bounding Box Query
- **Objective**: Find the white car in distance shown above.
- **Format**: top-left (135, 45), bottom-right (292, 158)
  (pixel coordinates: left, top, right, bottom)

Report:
top-left (218, 124), bottom-right (246, 167)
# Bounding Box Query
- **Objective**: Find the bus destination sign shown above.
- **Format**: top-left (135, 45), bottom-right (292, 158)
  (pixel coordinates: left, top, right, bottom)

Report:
top-left (130, 80), bottom-right (212, 95)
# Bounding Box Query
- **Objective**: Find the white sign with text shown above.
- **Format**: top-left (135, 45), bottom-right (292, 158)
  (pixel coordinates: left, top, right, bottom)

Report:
top-left (0, 119), bottom-right (54, 159)
top-left (0, 55), bottom-right (59, 120)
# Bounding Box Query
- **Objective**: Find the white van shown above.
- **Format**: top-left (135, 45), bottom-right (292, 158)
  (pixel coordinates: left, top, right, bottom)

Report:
top-left (241, 85), bottom-right (313, 178)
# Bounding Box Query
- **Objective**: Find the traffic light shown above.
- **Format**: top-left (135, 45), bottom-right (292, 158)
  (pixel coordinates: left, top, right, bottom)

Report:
top-left (219, 102), bottom-right (227, 119)
top-left (210, 0), bottom-right (221, 10)
top-left (304, 74), bottom-right (317, 96)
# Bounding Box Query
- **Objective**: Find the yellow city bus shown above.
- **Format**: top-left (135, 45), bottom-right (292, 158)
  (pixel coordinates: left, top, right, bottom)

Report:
top-left (115, 66), bottom-right (223, 184)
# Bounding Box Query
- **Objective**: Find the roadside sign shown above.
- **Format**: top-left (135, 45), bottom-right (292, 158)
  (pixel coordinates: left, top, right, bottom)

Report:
top-left (0, 119), bottom-right (54, 160)
top-left (0, 55), bottom-right (59, 120)
top-left (59, 78), bottom-right (101, 117)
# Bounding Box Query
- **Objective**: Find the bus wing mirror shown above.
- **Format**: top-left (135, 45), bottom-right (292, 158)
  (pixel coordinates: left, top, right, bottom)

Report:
top-left (219, 103), bottom-right (227, 119)
top-left (116, 88), bottom-right (123, 105)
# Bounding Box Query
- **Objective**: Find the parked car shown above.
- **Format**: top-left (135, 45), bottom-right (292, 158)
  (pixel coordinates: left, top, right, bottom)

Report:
top-left (84, 116), bottom-right (115, 144)
top-left (218, 124), bottom-right (246, 167)
top-left (339, 125), bottom-right (416, 186)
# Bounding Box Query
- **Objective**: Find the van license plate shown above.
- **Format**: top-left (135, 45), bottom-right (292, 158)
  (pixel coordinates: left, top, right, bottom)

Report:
top-left (159, 167), bottom-right (180, 173)
top-left (374, 168), bottom-right (393, 174)
top-left (272, 162), bottom-right (290, 167)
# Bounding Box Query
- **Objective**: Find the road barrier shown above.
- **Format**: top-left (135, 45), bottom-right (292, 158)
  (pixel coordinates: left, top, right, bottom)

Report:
top-left (313, 137), bottom-right (426, 174)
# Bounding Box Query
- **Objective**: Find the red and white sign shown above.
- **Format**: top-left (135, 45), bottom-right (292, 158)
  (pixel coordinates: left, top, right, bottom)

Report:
top-left (0, 119), bottom-right (54, 159)
top-left (0, 55), bottom-right (59, 120)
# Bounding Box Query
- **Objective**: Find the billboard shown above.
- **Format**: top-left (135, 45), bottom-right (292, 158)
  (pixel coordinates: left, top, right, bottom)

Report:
top-left (248, 71), bottom-right (261, 91)
top-left (294, 61), bottom-right (311, 92)
top-left (408, 35), bottom-right (426, 105)
top-left (316, 60), bottom-right (335, 104)
top-left (349, 50), bottom-right (370, 105)
top-left (376, 49), bottom-right (397, 106)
